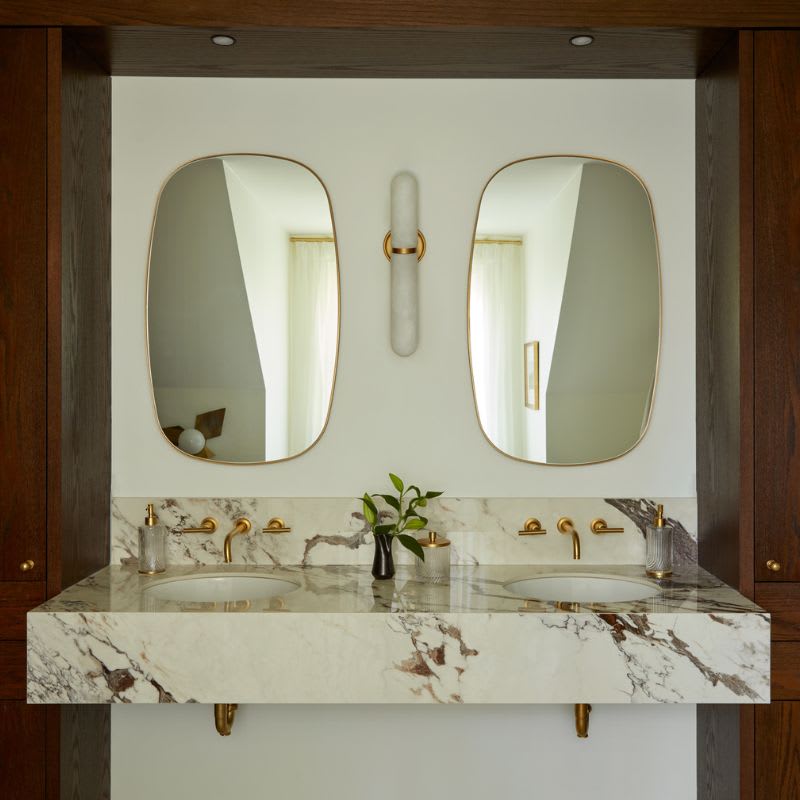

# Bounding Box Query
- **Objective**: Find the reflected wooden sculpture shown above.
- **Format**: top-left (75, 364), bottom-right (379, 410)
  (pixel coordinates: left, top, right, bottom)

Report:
top-left (162, 407), bottom-right (226, 459)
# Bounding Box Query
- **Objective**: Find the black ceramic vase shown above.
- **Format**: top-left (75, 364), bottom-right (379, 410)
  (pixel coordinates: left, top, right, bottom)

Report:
top-left (371, 532), bottom-right (395, 580)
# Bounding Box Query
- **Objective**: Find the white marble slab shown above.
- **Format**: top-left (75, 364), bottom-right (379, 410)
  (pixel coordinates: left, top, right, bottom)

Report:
top-left (28, 564), bottom-right (768, 705)
top-left (111, 497), bottom-right (697, 567)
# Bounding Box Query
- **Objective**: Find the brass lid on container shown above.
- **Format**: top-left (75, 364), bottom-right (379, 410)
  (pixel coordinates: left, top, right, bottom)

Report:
top-left (417, 531), bottom-right (450, 548)
top-left (144, 503), bottom-right (158, 527)
top-left (654, 504), bottom-right (665, 528)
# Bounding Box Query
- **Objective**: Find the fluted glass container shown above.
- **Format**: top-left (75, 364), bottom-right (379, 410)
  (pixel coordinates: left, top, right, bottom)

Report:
top-left (415, 532), bottom-right (451, 583)
top-left (645, 504), bottom-right (673, 578)
top-left (138, 503), bottom-right (167, 575)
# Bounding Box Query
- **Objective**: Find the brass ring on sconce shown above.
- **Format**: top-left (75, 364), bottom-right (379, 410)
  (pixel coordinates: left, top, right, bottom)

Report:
top-left (382, 230), bottom-right (427, 262)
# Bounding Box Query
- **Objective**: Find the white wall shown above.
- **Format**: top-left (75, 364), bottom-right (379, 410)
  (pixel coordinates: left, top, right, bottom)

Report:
top-left (113, 77), bottom-right (695, 499)
top-left (112, 78), bottom-right (696, 800)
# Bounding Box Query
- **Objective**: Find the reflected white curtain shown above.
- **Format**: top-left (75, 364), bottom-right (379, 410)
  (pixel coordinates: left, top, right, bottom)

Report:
top-left (469, 242), bottom-right (524, 454)
top-left (288, 241), bottom-right (338, 453)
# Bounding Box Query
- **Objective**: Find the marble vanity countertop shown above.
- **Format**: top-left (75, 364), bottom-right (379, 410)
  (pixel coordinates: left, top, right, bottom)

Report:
top-left (27, 564), bottom-right (769, 705)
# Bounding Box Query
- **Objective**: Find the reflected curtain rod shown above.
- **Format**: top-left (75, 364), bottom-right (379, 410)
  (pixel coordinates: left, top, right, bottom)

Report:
top-left (289, 235), bottom-right (335, 243)
top-left (474, 238), bottom-right (523, 245)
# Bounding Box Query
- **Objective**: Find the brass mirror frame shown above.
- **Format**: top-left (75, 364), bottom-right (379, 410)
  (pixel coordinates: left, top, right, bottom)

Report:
top-left (466, 154), bottom-right (662, 467)
top-left (145, 152), bottom-right (341, 466)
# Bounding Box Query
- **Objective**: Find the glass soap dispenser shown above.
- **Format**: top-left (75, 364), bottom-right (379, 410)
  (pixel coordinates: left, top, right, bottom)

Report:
top-left (138, 503), bottom-right (167, 575)
top-left (646, 504), bottom-right (673, 578)
top-left (415, 531), bottom-right (451, 583)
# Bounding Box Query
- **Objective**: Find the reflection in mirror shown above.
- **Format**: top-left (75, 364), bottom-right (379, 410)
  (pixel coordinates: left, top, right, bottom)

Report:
top-left (148, 155), bottom-right (339, 464)
top-left (469, 157), bottom-right (659, 465)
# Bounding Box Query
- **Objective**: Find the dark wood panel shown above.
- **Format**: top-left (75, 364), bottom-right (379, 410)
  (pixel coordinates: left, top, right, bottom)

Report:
top-left (756, 702), bottom-right (800, 799)
top-left (59, 706), bottom-right (111, 800)
top-left (70, 26), bottom-right (732, 78)
top-left (695, 30), bottom-right (755, 800)
top-left (50, 30), bottom-right (113, 800)
top-left (754, 31), bottom-right (800, 583)
top-left (0, 642), bottom-right (27, 700)
top-left (0, 702), bottom-right (46, 800)
top-left (756, 583), bottom-right (800, 641)
top-left (55, 33), bottom-right (112, 591)
top-left (0, 29), bottom-right (48, 583)
top-left (0, 0), bottom-right (798, 28)
top-left (772, 643), bottom-right (800, 701)
top-left (0, 582), bottom-right (45, 640)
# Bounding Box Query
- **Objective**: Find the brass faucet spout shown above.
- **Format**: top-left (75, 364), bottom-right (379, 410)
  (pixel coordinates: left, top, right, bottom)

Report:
top-left (223, 518), bottom-right (252, 563)
top-left (557, 517), bottom-right (581, 560)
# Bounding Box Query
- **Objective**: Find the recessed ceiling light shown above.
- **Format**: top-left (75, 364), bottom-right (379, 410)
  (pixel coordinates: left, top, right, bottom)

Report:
top-left (569, 35), bottom-right (594, 47)
top-left (210, 34), bottom-right (236, 46)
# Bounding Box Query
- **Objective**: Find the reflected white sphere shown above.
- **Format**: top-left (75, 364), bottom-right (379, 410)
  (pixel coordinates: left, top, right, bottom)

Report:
top-left (177, 428), bottom-right (206, 455)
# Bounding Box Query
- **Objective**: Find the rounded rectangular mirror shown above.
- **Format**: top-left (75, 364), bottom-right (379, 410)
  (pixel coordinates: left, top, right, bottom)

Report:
top-left (147, 154), bottom-right (339, 464)
top-left (469, 156), bottom-right (660, 466)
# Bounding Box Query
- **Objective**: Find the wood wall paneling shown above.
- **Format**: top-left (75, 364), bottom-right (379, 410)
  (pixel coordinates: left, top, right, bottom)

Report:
top-left (69, 26), bottom-right (732, 78)
top-left (0, 1), bottom-right (799, 28)
top-left (753, 30), bottom-right (800, 583)
top-left (0, 28), bottom-right (48, 584)
top-left (755, 703), bottom-right (800, 799)
top-left (0, 703), bottom-right (46, 798)
top-left (755, 583), bottom-right (800, 641)
top-left (770, 643), bottom-right (800, 701)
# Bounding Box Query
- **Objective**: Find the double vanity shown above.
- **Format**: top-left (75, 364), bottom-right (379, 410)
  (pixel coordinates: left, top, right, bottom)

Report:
top-left (27, 562), bottom-right (768, 707)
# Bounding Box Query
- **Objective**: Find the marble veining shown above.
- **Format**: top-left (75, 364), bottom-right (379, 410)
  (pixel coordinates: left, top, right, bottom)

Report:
top-left (111, 497), bottom-right (697, 567)
top-left (28, 564), bottom-right (768, 706)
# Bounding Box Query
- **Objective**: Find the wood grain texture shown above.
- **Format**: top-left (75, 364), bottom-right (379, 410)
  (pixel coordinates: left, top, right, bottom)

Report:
top-left (70, 26), bottom-right (732, 78)
top-left (57, 33), bottom-right (111, 590)
top-left (0, 642), bottom-right (27, 699)
top-left (0, 0), bottom-right (799, 28)
top-left (52, 31), bottom-right (113, 800)
top-left (755, 702), bottom-right (800, 799)
top-left (0, 702), bottom-right (46, 800)
top-left (771, 643), bottom-right (800, 701)
top-left (0, 29), bottom-right (48, 584)
top-left (755, 583), bottom-right (800, 641)
top-left (0, 582), bottom-right (45, 640)
top-left (753, 31), bottom-right (800, 583)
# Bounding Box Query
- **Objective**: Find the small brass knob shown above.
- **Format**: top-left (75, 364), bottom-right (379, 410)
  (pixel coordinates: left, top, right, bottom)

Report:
top-left (19, 560), bottom-right (35, 572)
top-left (766, 559), bottom-right (782, 572)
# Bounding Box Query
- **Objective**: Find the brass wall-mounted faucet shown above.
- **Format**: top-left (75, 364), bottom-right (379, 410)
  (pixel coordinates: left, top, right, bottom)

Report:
top-left (223, 518), bottom-right (252, 563)
top-left (557, 517), bottom-right (581, 560)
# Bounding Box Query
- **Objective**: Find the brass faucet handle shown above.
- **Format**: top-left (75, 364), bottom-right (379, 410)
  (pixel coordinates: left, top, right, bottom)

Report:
top-left (590, 518), bottom-right (624, 534)
top-left (557, 517), bottom-right (575, 533)
top-left (180, 517), bottom-right (218, 534)
top-left (518, 518), bottom-right (547, 535)
top-left (262, 517), bottom-right (291, 534)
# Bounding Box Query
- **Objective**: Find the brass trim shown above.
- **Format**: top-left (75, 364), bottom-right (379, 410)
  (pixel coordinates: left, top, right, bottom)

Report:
top-left (145, 153), bottom-right (341, 467)
top-left (180, 517), bottom-right (218, 534)
top-left (214, 703), bottom-right (238, 736)
top-left (466, 154), bottom-right (663, 467)
top-left (289, 235), bottom-right (334, 243)
top-left (575, 703), bottom-right (592, 738)
top-left (382, 230), bottom-right (427, 262)
top-left (646, 568), bottom-right (673, 578)
top-left (518, 518), bottom-right (547, 536)
top-left (19, 560), bottom-right (35, 572)
top-left (262, 517), bottom-right (291, 534)
top-left (223, 518), bottom-right (252, 563)
top-left (766, 559), bottom-right (782, 572)
top-left (557, 517), bottom-right (581, 560)
top-left (590, 518), bottom-right (624, 534)
top-left (474, 238), bottom-right (523, 246)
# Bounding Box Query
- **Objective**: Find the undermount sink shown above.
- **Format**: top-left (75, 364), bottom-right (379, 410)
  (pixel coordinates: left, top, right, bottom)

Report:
top-left (143, 574), bottom-right (299, 602)
top-left (505, 573), bottom-right (662, 603)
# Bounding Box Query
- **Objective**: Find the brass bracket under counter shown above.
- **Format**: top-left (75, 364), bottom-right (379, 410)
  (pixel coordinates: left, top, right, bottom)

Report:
top-left (518, 518), bottom-right (547, 535)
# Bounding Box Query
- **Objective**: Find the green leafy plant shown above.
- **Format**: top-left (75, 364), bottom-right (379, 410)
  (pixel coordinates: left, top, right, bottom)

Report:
top-left (361, 473), bottom-right (444, 561)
